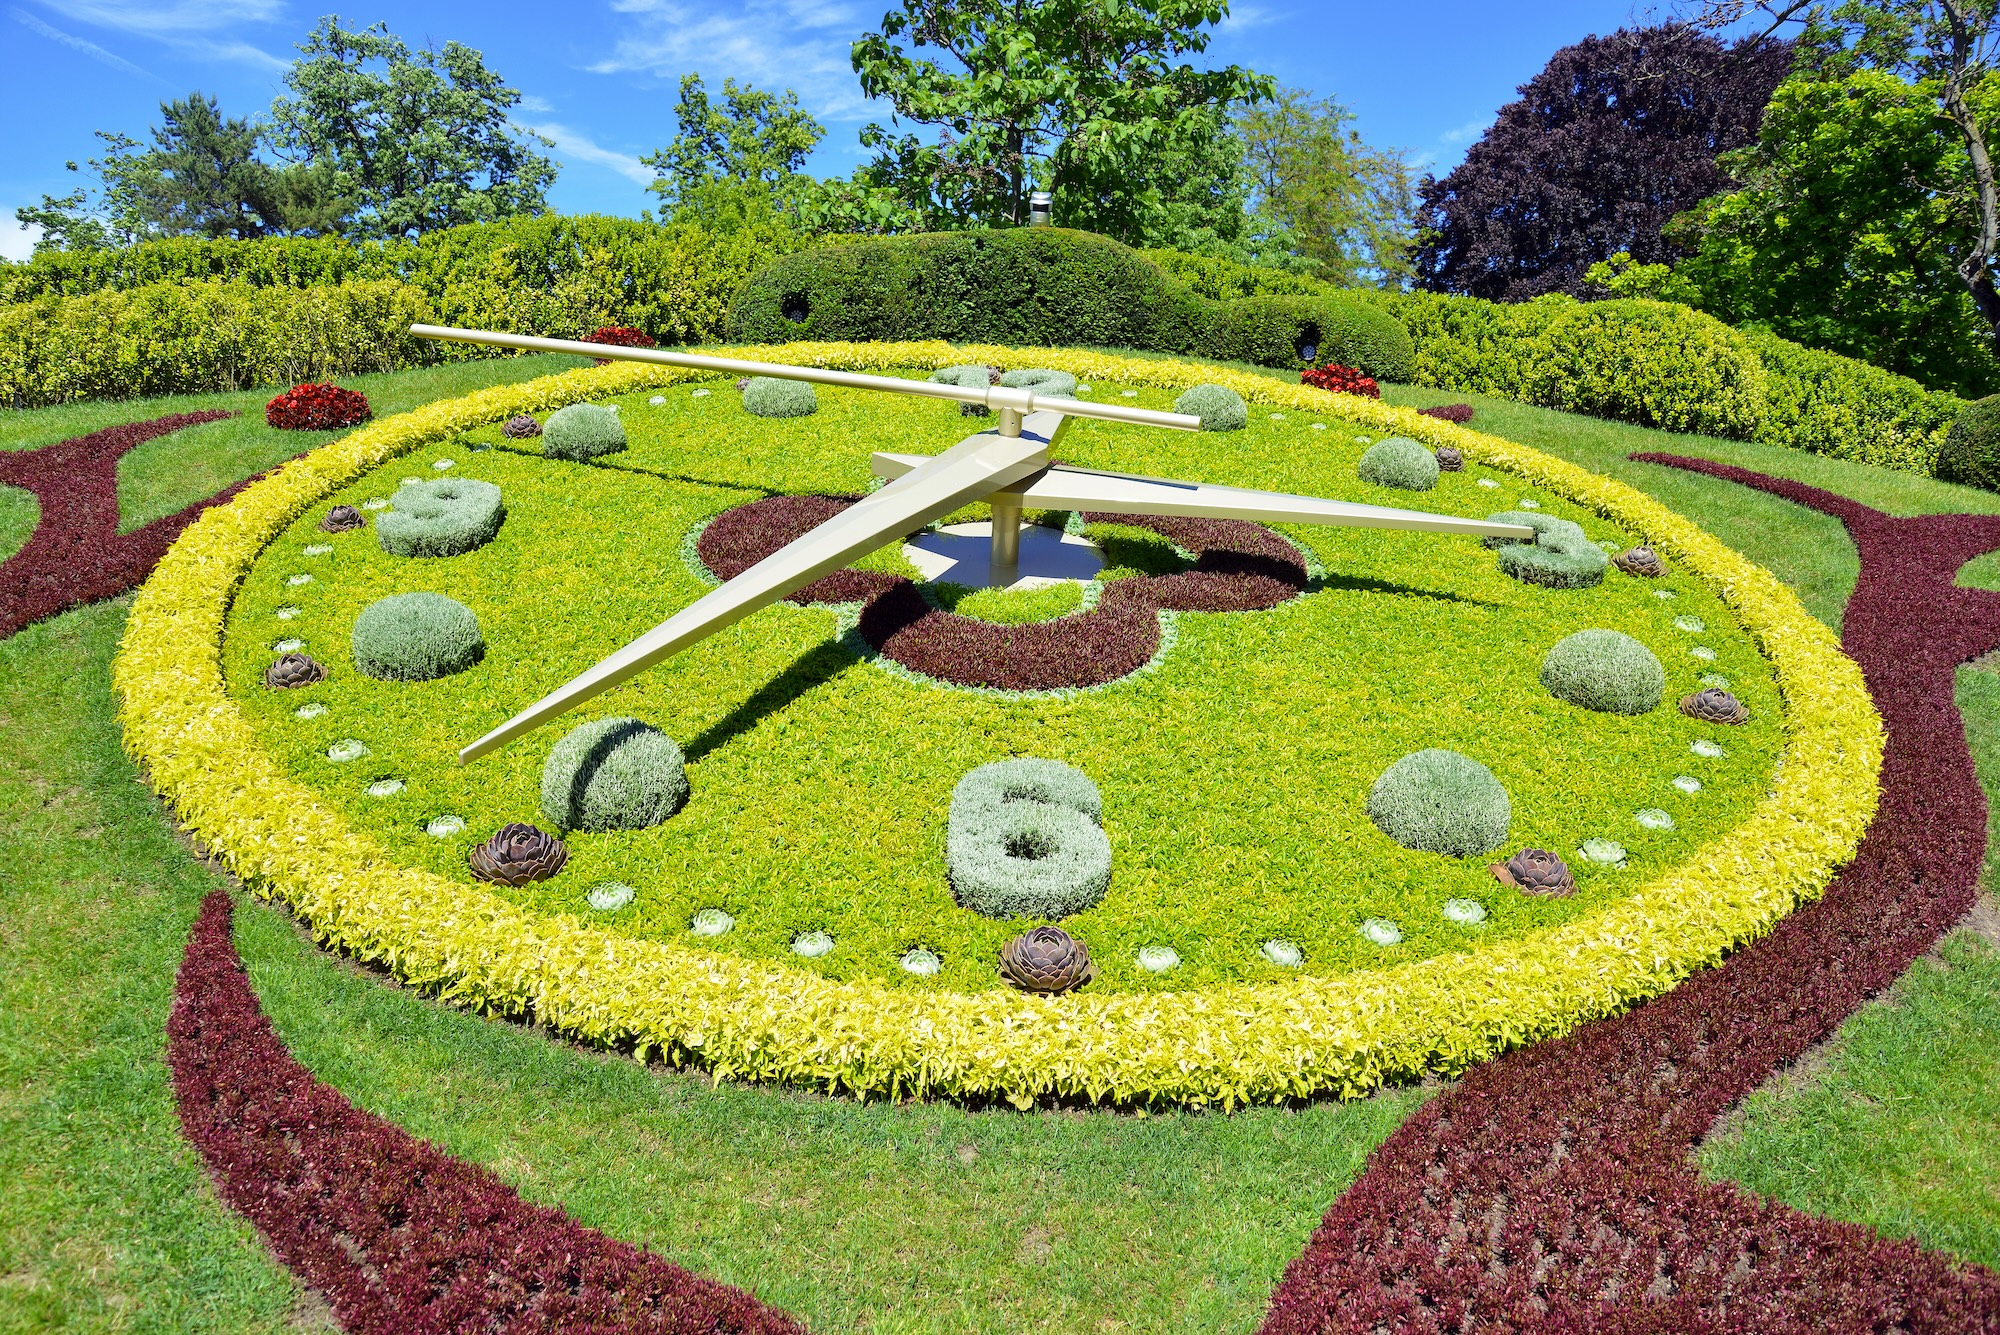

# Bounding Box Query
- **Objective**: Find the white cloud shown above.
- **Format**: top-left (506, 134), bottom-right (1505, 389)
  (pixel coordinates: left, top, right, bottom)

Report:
top-left (524, 122), bottom-right (656, 185)
top-left (1439, 116), bottom-right (1493, 146)
top-left (518, 94), bottom-right (556, 113)
top-left (11, 6), bottom-right (155, 78)
top-left (1, 213), bottom-right (42, 263)
top-left (28, 0), bottom-right (281, 36)
top-left (1216, 3), bottom-right (1283, 33)
top-left (592, 0), bottom-right (872, 122)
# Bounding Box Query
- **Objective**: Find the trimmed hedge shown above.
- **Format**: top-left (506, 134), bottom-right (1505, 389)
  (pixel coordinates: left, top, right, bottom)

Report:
top-left (726, 228), bottom-right (1414, 380)
top-left (0, 279), bottom-right (428, 408)
top-left (1160, 250), bottom-right (1965, 475)
top-left (0, 214), bottom-right (791, 407)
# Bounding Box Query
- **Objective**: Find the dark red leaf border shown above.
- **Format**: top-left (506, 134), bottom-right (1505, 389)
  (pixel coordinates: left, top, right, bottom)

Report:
top-left (170, 889), bottom-right (806, 1333)
top-left (1257, 455), bottom-right (2000, 1332)
top-left (0, 411), bottom-right (251, 639)
top-left (696, 494), bottom-right (1307, 691)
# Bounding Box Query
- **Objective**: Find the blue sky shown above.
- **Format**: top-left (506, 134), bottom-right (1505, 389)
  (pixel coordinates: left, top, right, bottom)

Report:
top-left (2, 0), bottom-right (1675, 259)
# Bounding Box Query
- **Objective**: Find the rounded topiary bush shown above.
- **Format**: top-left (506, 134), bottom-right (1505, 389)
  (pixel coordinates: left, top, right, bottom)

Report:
top-left (1540, 629), bottom-right (1665, 714)
top-left (948, 758), bottom-right (1110, 920)
top-left (1175, 383), bottom-right (1247, 432)
top-left (1481, 511), bottom-right (1608, 589)
top-left (1937, 395), bottom-right (2000, 491)
top-left (1367, 749), bottom-right (1511, 857)
top-left (375, 479), bottom-right (505, 558)
top-left (929, 364), bottom-right (995, 416)
top-left (743, 376), bottom-right (818, 418)
top-left (1356, 436), bottom-right (1439, 491)
top-left (540, 716), bottom-right (689, 832)
top-left (351, 593), bottom-right (484, 681)
top-left (542, 403), bottom-right (627, 461)
top-left (999, 367), bottom-right (1079, 398)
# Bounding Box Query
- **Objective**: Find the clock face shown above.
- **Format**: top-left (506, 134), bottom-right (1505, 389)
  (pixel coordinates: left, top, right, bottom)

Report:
top-left (223, 371), bottom-right (1780, 994)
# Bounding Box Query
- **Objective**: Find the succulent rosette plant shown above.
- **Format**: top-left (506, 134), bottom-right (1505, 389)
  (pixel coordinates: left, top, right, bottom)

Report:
top-left (1490, 847), bottom-right (1576, 896)
top-left (263, 652), bottom-right (327, 689)
top-left (1680, 687), bottom-right (1750, 724)
top-left (318, 504), bottom-right (365, 533)
top-left (501, 414), bottom-right (542, 439)
top-left (1614, 547), bottom-right (1667, 577)
top-left (1434, 445), bottom-right (1465, 472)
top-left (468, 822), bottom-right (569, 885)
top-left (998, 926), bottom-right (1097, 994)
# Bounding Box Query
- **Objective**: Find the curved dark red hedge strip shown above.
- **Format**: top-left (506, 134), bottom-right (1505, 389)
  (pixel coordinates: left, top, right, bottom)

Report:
top-left (697, 494), bottom-right (1307, 690)
top-left (0, 411), bottom-right (250, 640)
top-left (169, 889), bottom-right (805, 1334)
top-left (1258, 454), bottom-right (2000, 1332)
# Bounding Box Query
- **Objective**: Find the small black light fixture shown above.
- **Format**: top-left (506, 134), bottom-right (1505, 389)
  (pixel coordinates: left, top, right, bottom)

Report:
top-left (1028, 191), bottom-right (1052, 227)
top-left (780, 292), bottom-right (809, 324)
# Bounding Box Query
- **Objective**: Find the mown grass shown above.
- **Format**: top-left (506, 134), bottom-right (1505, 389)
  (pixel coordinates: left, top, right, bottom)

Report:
top-left (3, 351), bottom-right (1999, 1330)
top-left (1694, 668), bottom-right (2000, 1270)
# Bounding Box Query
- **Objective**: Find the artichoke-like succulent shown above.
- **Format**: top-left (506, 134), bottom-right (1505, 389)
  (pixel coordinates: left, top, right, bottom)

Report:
top-left (264, 652), bottom-right (328, 689)
top-left (1434, 446), bottom-right (1465, 472)
top-left (998, 926), bottom-right (1097, 994)
top-left (319, 504), bottom-right (365, 533)
top-left (501, 414), bottom-right (542, 439)
top-left (1490, 847), bottom-right (1576, 897)
top-left (1614, 547), bottom-right (1666, 577)
top-left (468, 821), bottom-right (569, 885)
top-left (734, 377), bottom-right (752, 391)
top-left (1679, 687), bottom-right (1750, 724)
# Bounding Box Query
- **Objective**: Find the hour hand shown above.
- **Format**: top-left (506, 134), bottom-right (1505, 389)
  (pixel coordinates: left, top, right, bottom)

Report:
top-left (870, 454), bottom-right (1538, 541)
top-left (457, 432), bottom-right (1049, 763)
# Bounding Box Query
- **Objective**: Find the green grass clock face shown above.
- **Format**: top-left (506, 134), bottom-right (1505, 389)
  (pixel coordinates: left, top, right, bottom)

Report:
top-left (223, 372), bottom-right (1781, 994)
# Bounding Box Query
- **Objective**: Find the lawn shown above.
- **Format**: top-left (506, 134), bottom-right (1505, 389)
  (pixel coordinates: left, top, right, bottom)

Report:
top-left (1, 353), bottom-right (1995, 1331)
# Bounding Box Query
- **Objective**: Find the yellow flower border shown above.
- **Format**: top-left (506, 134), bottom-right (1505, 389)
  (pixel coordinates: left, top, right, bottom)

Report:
top-left (114, 342), bottom-right (1882, 1107)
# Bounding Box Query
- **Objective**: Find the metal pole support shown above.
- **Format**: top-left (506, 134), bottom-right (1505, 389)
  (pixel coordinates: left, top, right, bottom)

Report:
top-left (990, 407), bottom-right (1026, 573)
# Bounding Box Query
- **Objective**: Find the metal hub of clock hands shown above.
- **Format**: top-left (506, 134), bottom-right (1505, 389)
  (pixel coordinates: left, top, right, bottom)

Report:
top-left (407, 325), bottom-right (1536, 765)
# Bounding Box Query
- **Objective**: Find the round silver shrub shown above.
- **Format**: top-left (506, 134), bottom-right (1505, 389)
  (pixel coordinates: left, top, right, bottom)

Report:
top-left (542, 403), bottom-right (628, 461)
top-left (947, 758), bottom-right (1110, 920)
top-left (1367, 749), bottom-right (1511, 857)
top-left (1540, 629), bottom-right (1665, 714)
top-left (351, 592), bottom-right (484, 681)
top-left (1356, 437), bottom-right (1439, 491)
top-left (540, 716), bottom-right (690, 832)
top-left (1174, 383), bottom-right (1248, 432)
top-left (928, 364), bottom-right (995, 416)
top-left (999, 367), bottom-right (1079, 398)
top-left (743, 376), bottom-right (818, 418)
top-left (1480, 511), bottom-right (1608, 589)
top-left (375, 478), bottom-right (505, 558)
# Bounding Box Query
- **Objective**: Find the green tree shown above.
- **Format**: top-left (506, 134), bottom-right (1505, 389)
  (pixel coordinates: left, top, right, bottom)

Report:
top-left (12, 95), bottom-right (347, 253)
top-left (643, 74), bottom-right (825, 217)
top-left (266, 17), bottom-right (556, 240)
top-left (848, 0), bottom-right (1273, 237)
top-left (1691, 0), bottom-right (2000, 361)
top-left (1667, 68), bottom-right (2000, 394)
top-left (1231, 87), bottom-right (1417, 286)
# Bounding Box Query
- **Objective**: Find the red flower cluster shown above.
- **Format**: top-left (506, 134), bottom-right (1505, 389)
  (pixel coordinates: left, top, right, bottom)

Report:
top-left (1300, 363), bottom-right (1380, 398)
top-left (0, 412), bottom-right (250, 640)
top-left (1261, 456), bottom-right (2000, 1333)
top-left (265, 383), bottom-right (371, 431)
top-left (169, 890), bottom-right (805, 1334)
top-left (698, 495), bottom-right (1308, 692)
top-left (1416, 402), bottom-right (1474, 424)
top-left (585, 325), bottom-right (657, 349)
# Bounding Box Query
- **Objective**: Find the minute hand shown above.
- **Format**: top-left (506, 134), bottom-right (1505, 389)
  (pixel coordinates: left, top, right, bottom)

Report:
top-left (457, 431), bottom-right (1049, 764)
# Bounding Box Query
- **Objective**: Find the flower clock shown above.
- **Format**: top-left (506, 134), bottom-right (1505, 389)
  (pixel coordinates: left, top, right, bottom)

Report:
top-left (117, 340), bottom-right (1880, 1109)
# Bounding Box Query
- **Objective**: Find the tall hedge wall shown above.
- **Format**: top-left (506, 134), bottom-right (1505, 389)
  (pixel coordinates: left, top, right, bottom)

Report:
top-left (0, 219), bottom-right (1970, 478)
top-left (726, 228), bottom-right (1416, 382)
top-left (0, 215), bottom-right (792, 408)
